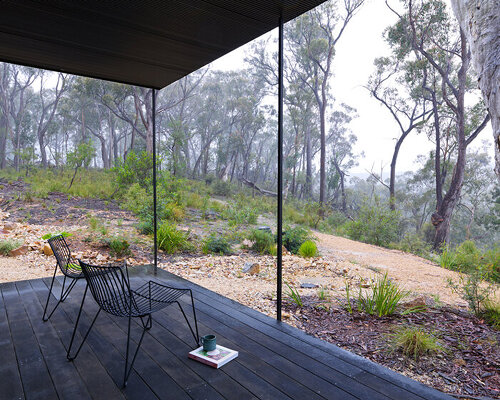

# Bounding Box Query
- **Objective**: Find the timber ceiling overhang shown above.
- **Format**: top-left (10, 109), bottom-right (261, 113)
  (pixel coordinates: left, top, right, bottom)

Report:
top-left (0, 0), bottom-right (326, 89)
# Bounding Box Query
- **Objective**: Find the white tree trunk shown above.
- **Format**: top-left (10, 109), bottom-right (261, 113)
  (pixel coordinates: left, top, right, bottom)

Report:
top-left (450, 0), bottom-right (500, 180)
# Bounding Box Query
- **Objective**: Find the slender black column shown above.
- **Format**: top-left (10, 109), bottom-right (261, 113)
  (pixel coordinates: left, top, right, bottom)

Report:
top-left (277, 15), bottom-right (284, 321)
top-left (152, 89), bottom-right (158, 275)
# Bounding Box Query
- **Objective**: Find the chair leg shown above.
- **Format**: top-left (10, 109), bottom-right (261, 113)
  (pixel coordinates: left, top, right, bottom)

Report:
top-left (67, 285), bottom-right (100, 361)
top-left (123, 314), bottom-right (151, 387)
top-left (42, 265), bottom-right (58, 321)
top-left (42, 268), bottom-right (78, 322)
top-left (176, 290), bottom-right (200, 346)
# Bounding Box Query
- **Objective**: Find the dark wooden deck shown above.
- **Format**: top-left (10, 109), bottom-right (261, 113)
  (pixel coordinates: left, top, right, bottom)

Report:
top-left (0, 265), bottom-right (455, 400)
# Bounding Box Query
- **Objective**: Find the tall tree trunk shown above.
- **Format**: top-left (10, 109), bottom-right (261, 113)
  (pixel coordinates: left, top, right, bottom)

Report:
top-left (451, 0), bottom-right (500, 181)
top-left (0, 114), bottom-right (7, 169)
top-left (305, 125), bottom-right (312, 199)
top-left (432, 30), bottom-right (469, 249)
top-left (319, 103), bottom-right (326, 204)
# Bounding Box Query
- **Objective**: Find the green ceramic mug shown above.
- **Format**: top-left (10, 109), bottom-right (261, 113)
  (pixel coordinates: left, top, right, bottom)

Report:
top-left (201, 334), bottom-right (216, 352)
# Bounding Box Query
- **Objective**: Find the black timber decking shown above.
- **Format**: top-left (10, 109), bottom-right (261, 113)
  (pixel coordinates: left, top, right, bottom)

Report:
top-left (0, 265), bottom-right (456, 400)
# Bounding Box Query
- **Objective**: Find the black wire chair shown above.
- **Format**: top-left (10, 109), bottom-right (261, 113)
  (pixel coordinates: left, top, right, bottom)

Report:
top-left (42, 235), bottom-right (84, 322)
top-left (67, 260), bottom-right (200, 387)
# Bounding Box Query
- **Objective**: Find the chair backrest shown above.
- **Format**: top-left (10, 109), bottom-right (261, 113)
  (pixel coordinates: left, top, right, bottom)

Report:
top-left (78, 260), bottom-right (134, 317)
top-left (48, 235), bottom-right (80, 276)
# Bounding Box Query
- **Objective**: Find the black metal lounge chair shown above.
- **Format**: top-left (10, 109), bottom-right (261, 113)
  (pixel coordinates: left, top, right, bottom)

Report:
top-left (67, 260), bottom-right (200, 387)
top-left (42, 234), bottom-right (84, 322)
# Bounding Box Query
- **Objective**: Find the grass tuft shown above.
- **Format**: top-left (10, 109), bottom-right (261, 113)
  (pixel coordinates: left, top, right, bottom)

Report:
top-left (357, 272), bottom-right (409, 316)
top-left (0, 239), bottom-right (22, 255)
top-left (285, 282), bottom-right (303, 307)
top-left (389, 326), bottom-right (443, 359)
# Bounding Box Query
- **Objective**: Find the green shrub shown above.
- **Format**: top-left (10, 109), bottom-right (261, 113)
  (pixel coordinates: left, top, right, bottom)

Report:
top-left (249, 229), bottom-right (274, 254)
top-left (212, 180), bottom-right (232, 196)
top-left (298, 240), bottom-right (317, 258)
top-left (480, 300), bottom-right (500, 330)
top-left (342, 201), bottom-right (401, 247)
top-left (389, 326), bottom-right (443, 360)
top-left (439, 242), bottom-right (499, 282)
top-left (357, 272), bottom-right (409, 316)
top-left (391, 232), bottom-right (431, 258)
top-left (454, 240), bottom-right (481, 273)
top-left (105, 237), bottom-right (131, 258)
top-left (282, 225), bottom-right (310, 254)
top-left (157, 222), bottom-right (189, 254)
top-left (0, 239), bottom-right (22, 255)
top-left (482, 246), bottom-right (500, 282)
top-left (114, 150), bottom-right (155, 190)
top-left (162, 202), bottom-right (185, 222)
top-left (222, 203), bottom-right (258, 226)
top-left (448, 270), bottom-right (495, 316)
top-left (202, 234), bottom-right (232, 255)
top-left (123, 183), bottom-right (149, 214)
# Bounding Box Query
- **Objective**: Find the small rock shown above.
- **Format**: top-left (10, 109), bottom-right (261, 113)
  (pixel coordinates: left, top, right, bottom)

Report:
top-left (360, 283), bottom-right (371, 288)
top-left (9, 245), bottom-right (30, 257)
top-left (43, 244), bottom-right (54, 256)
top-left (300, 283), bottom-right (319, 289)
top-left (3, 222), bottom-right (16, 231)
top-left (242, 262), bottom-right (260, 275)
top-left (257, 226), bottom-right (272, 234)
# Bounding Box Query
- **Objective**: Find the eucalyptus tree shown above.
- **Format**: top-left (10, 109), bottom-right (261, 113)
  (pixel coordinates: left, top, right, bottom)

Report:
top-left (0, 63), bottom-right (38, 169)
top-left (451, 0), bottom-right (500, 180)
top-left (327, 104), bottom-right (359, 213)
top-left (34, 72), bottom-right (69, 168)
top-left (367, 46), bottom-right (431, 209)
top-left (287, 0), bottom-right (365, 204)
top-left (388, 0), bottom-right (490, 249)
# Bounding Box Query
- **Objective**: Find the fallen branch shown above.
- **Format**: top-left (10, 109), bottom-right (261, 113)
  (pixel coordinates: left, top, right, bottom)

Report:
top-left (238, 177), bottom-right (277, 197)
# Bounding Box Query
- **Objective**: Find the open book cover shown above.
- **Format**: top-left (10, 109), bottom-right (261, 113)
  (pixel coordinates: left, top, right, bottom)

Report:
top-left (188, 345), bottom-right (238, 368)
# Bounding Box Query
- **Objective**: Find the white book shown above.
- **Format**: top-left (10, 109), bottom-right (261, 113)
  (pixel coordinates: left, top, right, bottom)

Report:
top-left (188, 345), bottom-right (238, 368)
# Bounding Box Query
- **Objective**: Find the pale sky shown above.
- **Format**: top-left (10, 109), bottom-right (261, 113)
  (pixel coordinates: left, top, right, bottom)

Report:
top-left (208, 0), bottom-right (494, 175)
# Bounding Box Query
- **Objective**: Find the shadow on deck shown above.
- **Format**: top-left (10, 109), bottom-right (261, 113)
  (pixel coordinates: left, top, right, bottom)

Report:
top-left (0, 264), bottom-right (455, 399)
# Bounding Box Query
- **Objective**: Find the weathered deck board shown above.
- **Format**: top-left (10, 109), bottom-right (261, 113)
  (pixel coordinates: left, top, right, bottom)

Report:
top-left (0, 265), bottom-right (456, 400)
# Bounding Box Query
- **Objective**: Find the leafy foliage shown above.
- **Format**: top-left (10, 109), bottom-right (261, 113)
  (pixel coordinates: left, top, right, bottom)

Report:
top-left (211, 180), bottom-right (232, 196)
top-left (448, 270), bottom-right (496, 316)
top-left (202, 234), bottom-right (232, 255)
top-left (248, 229), bottom-right (274, 254)
top-left (342, 201), bottom-right (401, 247)
top-left (114, 151), bottom-right (155, 190)
top-left (282, 225), bottom-right (311, 255)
